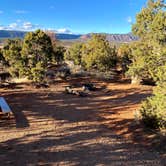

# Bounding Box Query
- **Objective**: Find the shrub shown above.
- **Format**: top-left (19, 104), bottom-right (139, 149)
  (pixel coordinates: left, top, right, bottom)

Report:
top-left (65, 43), bottom-right (83, 65)
top-left (3, 38), bottom-right (24, 77)
top-left (81, 34), bottom-right (117, 71)
top-left (31, 62), bottom-right (46, 83)
top-left (21, 29), bottom-right (53, 83)
top-left (140, 82), bottom-right (166, 129)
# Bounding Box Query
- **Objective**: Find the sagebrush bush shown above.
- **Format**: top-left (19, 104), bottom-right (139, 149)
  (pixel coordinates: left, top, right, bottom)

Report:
top-left (140, 82), bottom-right (166, 129)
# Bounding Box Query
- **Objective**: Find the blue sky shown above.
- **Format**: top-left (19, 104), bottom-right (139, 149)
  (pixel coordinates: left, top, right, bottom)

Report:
top-left (0, 0), bottom-right (147, 34)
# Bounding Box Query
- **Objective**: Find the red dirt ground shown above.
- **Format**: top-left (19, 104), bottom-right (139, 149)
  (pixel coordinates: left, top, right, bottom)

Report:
top-left (0, 77), bottom-right (165, 165)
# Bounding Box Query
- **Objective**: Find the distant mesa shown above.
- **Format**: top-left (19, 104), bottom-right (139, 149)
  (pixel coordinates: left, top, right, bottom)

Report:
top-left (80, 33), bottom-right (138, 42)
top-left (106, 33), bottom-right (138, 42)
top-left (55, 33), bottom-right (81, 40)
top-left (80, 34), bottom-right (91, 40)
top-left (0, 30), bottom-right (138, 43)
top-left (0, 30), bottom-right (26, 39)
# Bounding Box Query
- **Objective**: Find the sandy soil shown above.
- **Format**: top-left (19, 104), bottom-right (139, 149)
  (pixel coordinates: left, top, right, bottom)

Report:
top-left (0, 77), bottom-right (165, 166)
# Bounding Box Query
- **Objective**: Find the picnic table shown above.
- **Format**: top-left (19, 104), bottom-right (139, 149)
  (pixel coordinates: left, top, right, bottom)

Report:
top-left (0, 97), bottom-right (12, 118)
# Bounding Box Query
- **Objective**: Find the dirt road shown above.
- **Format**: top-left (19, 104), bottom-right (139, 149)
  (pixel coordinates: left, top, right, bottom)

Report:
top-left (0, 78), bottom-right (165, 165)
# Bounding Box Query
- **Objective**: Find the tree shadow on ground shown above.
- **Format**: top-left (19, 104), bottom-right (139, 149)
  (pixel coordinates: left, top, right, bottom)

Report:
top-left (0, 78), bottom-right (165, 165)
top-left (0, 123), bottom-right (165, 166)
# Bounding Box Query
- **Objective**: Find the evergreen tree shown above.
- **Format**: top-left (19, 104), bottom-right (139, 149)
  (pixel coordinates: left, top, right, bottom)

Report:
top-left (128, 0), bottom-right (166, 82)
top-left (45, 30), bottom-right (65, 64)
top-left (52, 46), bottom-right (65, 64)
top-left (0, 48), bottom-right (7, 66)
top-left (132, 0), bottom-right (165, 41)
top-left (117, 44), bottom-right (132, 74)
top-left (81, 34), bottom-right (117, 71)
top-left (3, 38), bottom-right (24, 77)
top-left (130, 0), bottom-right (166, 129)
top-left (65, 43), bottom-right (84, 65)
top-left (22, 29), bottom-right (53, 83)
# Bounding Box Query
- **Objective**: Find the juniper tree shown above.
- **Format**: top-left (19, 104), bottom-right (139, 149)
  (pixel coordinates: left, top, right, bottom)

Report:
top-left (117, 44), bottom-right (132, 74)
top-left (21, 29), bottom-right (53, 83)
top-left (128, 0), bottom-right (166, 82)
top-left (130, 0), bottom-right (166, 129)
top-left (81, 34), bottom-right (117, 71)
top-left (3, 38), bottom-right (24, 77)
top-left (65, 42), bottom-right (84, 65)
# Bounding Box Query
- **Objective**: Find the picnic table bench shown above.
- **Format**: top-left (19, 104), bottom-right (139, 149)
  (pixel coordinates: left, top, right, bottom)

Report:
top-left (0, 97), bottom-right (12, 118)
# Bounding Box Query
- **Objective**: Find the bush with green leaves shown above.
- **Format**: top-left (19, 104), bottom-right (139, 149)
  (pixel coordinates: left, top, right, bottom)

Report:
top-left (52, 46), bottom-right (65, 64)
top-left (128, 0), bottom-right (166, 82)
top-left (140, 65), bottom-right (166, 129)
top-left (2, 38), bottom-right (24, 77)
top-left (126, 41), bottom-right (154, 81)
top-left (140, 82), bottom-right (166, 129)
top-left (0, 49), bottom-right (6, 66)
top-left (81, 34), bottom-right (117, 71)
top-left (30, 62), bottom-right (46, 83)
top-left (133, 0), bottom-right (166, 129)
top-left (65, 42), bottom-right (84, 66)
top-left (140, 48), bottom-right (166, 129)
top-left (117, 43), bottom-right (132, 74)
top-left (21, 29), bottom-right (53, 83)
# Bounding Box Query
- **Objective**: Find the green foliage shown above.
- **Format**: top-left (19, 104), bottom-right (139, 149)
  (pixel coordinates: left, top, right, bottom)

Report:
top-left (52, 45), bottom-right (65, 64)
top-left (82, 34), bottom-right (117, 71)
top-left (117, 44), bottom-right (132, 73)
top-left (140, 81), bottom-right (166, 129)
top-left (31, 62), bottom-right (46, 83)
top-left (21, 29), bottom-right (53, 83)
top-left (126, 42), bottom-right (154, 79)
top-left (128, 0), bottom-right (166, 81)
top-left (3, 38), bottom-right (24, 77)
top-left (48, 31), bottom-right (66, 64)
top-left (140, 49), bottom-right (166, 130)
top-left (0, 48), bottom-right (6, 65)
top-left (150, 11), bottom-right (166, 45)
top-left (65, 43), bottom-right (83, 65)
top-left (132, 0), bottom-right (165, 41)
top-left (132, 0), bottom-right (166, 129)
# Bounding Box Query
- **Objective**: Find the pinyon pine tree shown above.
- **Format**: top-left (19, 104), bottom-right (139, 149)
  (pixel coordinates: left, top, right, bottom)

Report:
top-left (81, 34), bottom-right (117, 71)
top-left (129, 0), bottom-right (166, 129)
top-left (3, 38), bottom-right (24, 77)
top-left (21, 29), bottom-right (53, 83)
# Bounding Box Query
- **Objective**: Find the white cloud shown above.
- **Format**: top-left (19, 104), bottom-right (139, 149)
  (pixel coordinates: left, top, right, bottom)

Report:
top-left (21, 21), bottom-right (40, 31)
top-left (9, 23), bottom-right (18, 29)
top-left (0, 25), bottom-right (7, 30)
top-left (22, 22), bottom-right (33, 30)
top-left (55, 28), bottom-right (73, 34)
top-left (127, 16), bottom-right (132, 23)
top-left (15, 10), bottom-right (28, 14)
top-left (0, 20), bottom-right (39, 31)
top-left (0, 22), bottom-right (74, 34)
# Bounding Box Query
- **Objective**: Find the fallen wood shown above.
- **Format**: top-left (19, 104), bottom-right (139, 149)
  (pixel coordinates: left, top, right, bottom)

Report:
top-left (65, 86), bottom-right (87, 97)
top-left (82, 83), bottom-right (96, 91)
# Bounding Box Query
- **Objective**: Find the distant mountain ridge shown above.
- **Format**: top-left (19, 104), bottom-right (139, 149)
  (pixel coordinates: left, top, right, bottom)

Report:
top-left (80, 33), bottom-right (138, 43)
top-left (0, 30), bottom-right (26, 39)
top-left (0, 30), bottom-right (138, 43)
